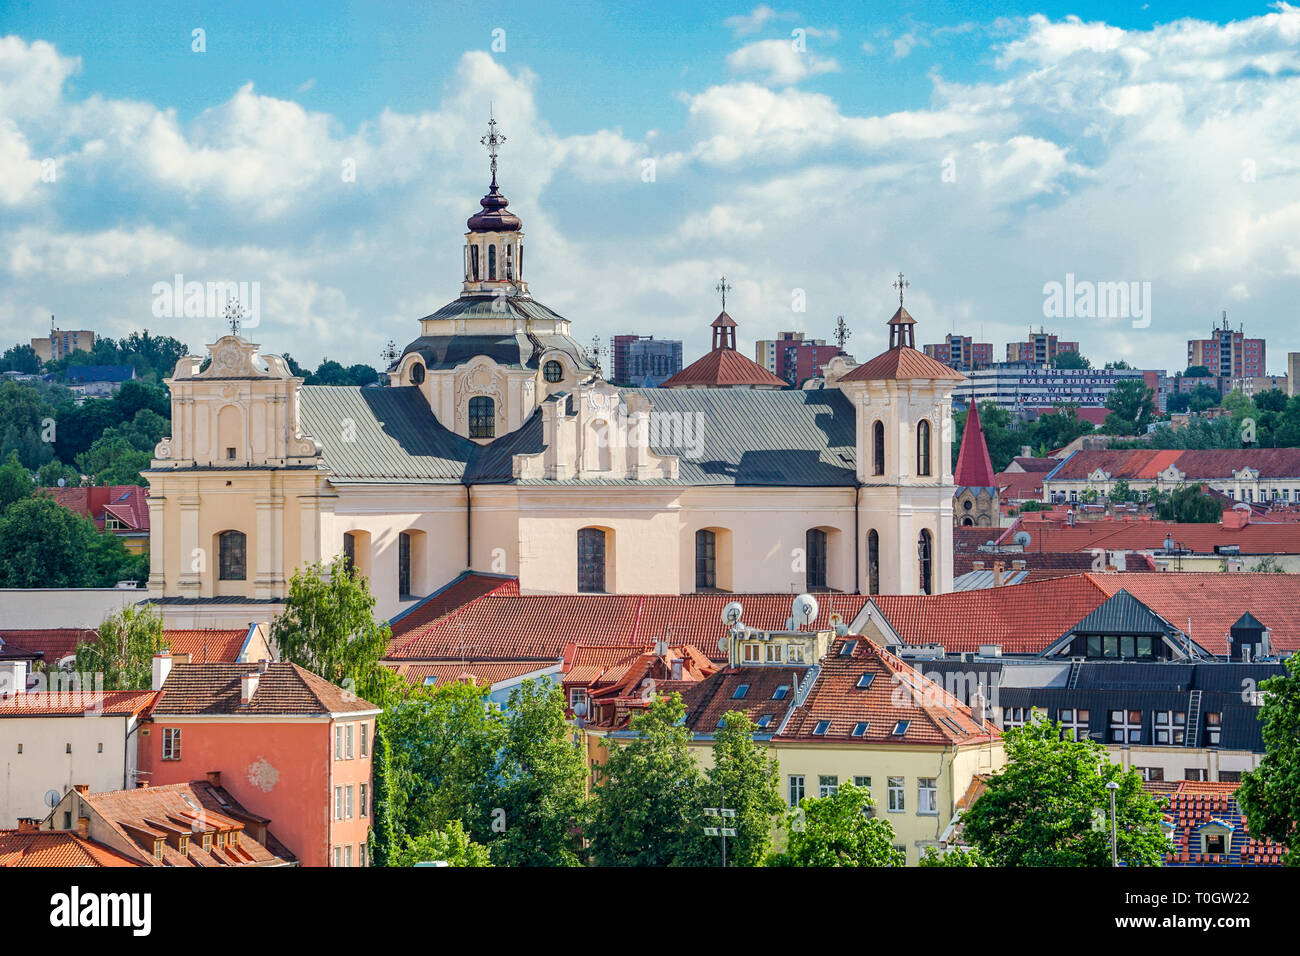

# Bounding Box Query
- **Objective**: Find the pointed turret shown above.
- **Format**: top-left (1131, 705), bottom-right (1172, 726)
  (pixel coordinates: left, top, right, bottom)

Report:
top-left (955, 401), bottom-right (997, 488)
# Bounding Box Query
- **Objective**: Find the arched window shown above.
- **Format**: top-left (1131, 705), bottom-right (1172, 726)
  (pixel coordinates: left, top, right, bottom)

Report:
top-left (505, 244), bottom-right (514, 279)
top-left (578, 528), bottom-right (607, 593)
top-left (409, 363), bottom-right (425, 385)
top-left (544, 360), bottom-right (563, 383)
top-left (806, 528), bottom-right (827, 590)
top-left (343, 532), bottom-right (356, 573)
top-left (917, 419), bottom-right (932, 476)
top-left (695, 529), bottom-right (717, 590)
top-left (867, 529), bottom-right (880, 596)
top-left (398, 532), bottom-right (412, 597)
top-left (918, 528), bottom-right (933, 595)
top-left (468, 396), bottom-right (495, 439)
top-left (488, 244), bottom-right (497, 280)
top-left (218, 531), bottom-right (246, 581)
top-left (873, 420), bottom-right (885, 476)
top-left (470, 245), bottom-right (480, 281)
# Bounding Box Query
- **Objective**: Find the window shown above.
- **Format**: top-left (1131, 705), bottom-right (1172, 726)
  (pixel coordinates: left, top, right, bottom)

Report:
top-left (743, 643), bottom-right (760, 662)
top-left (1002, 707), bottom-right (1030, 730)
top-left (155, 840), bottom-right (165, 860)
top-left (360, 723), bottom-right (369, 758)
top-left (1059, 708), bottom-right (1090, 741)
top-left (805, 528), bottom-right (827, 590)
top-left (789, 775), bottom-right (805, 807)
top-left (334, 787), bottom-right (344, 820)
top-left (345, 723), bottom-right (355, 759)
top-left (918, 778), bottom-right (938, 815)
top-left (1219, 770), bottom-right (1242, 783)
top-left (867, 529), bottom-right (880, 595)
top-left (887, 777), bottom-right (905, 812)
top-left (345, 785), bottom-right (354, 819)
top-left (787, 643), bottom-right (805, 663)
top-left (1205, 712), bottom-right (1222, 747)
top-left (15, 744), bottom-right (20, 754)
top-left (839, 640), bottom-right (858, 657)
top-left (63, 812), bottom-right (72, 829)
top-left (812, 719), bottom-right (831, 735)
top-left (335, 725), bottom-right (344, 759)
top-left (695, 529), bottom-right (716, 590)
top-left (757, 714), bottom-right (773, 730)
top-left (97, 742), bottom-right (103, 753)
top-left (1205, 832), bottom-right (1226, 854)
top-left (1184, 768), bottom-right (1207, 781)
top-left (470, 245), bottom-right (479, 280)
top-left (398, 532), bottom-right (412, 597)
top-left (892, 720), bottom-right (910, 736)
top-left (772, 685), bottom-right (789, 700)
top-left (917, 419), bottom-right (932, 476)
top-left (543, 360), bottom-right (563, 383)
top-left (853, 776), bottom-right (871, 790)
top-left (818, 775), bottom-right (839, 798)
top-left (732, 684), bottom-right (750, 700)
top-left (851, 721), bottom-right (869, 737)
top-left (488, 244), bottom-right (497, 280)
top-left (162, 727), bottom-right (182, 761)
top-left (333, 846), bottom-right (342, 867)
top-left (342, 533), bottom-right (355, 573)
top-left (1153, 710), bottom-right (1186, 745)
top-left (468, 396), bottom-right (495, 439)
top-left (219, 531), bottom-right (246, 581)
top-left (409, 363), bottom-right (425, 385)
top-left (360, 843), bottom-right (369, 867)
top-left (1109, 709), bottom-right (1142, 744)
top-left (765, 644), bottom-right (783, 663)
top-left (856, 673), bottom-right (875, 689)
top-left (1138, 766), bottom-right (1164, 782)
top-left (569, 687), bottom-right (588, 711)
top-left (66, 742), bottom-right (72, 753)
top-left (577, 528), bottom-right (606, 593)
top-left (918, 529), bottom-right (933, 595)
top-left (872, 420), bottom-right (885, 475)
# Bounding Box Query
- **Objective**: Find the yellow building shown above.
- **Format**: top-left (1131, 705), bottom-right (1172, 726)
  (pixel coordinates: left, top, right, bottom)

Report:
top-left (145, 121), bottom-right (967, 627)
top-left (31, 322), bottom-right (95, 363)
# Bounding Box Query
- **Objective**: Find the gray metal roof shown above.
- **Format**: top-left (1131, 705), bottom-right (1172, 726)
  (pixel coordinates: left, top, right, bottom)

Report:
top-left (1070, 589), bottom-right (1173, 636)
top-left (297, 384), bottom-right (859, 487)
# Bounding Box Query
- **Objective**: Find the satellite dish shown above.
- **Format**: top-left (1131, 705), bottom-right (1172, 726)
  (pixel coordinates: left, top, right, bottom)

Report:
top-left (721, 601), bottom-right (744, 626)
top-left (828, 612), bottom-right (848, 638)
top-left (56, 478), bottom-right (66, 487)
top-left (792, 593), bottom-right (819, 629)
top-left (44, 789), bottom-right (61, 808)
top-left (717, 636), bottom-right (729, 656)
top-left (1013, 530), bottom-right (1032, 547)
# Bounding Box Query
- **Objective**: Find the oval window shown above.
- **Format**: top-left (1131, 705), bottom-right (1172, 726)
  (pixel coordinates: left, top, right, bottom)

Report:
top-left (543, 360), bottom-right (563, 383)
top-left (409, 363), bottom-right (425, 384)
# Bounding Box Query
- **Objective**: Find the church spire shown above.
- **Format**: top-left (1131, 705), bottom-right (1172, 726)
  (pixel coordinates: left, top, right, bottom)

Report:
top-left (887, 271), bottom-right (916, 349)
top-left (463, 109), bottom-right (527, 296)
top-left (955, 400), bottom-right (997, 488)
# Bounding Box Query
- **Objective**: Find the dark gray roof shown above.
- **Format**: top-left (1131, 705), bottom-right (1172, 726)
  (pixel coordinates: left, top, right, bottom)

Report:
top-left (296, 384), bottom-right (858, 487)
top-left (1071, 590), bottom-right (1175, 636)
top-left (402, 295), bottom-right (596, 373)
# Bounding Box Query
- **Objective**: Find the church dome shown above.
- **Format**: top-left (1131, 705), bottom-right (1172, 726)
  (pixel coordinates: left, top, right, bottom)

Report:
top-left (467, 182), bottom-right (522, 233)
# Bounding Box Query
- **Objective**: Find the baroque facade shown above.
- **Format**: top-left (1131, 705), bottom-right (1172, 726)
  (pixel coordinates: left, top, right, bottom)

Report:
top-left (145, 141), bottom-right (965, 624)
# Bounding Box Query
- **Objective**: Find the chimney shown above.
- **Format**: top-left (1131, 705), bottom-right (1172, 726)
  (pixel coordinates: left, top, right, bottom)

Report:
top-left (240, 672), bottom-right (260, 705)
top-left (0, 659), bottom-right (27, 696)
top-left (972, 560), bottom-right (985, 571)
top-left (151, 652), bottom-right (172, 691)
top-left (671, 659), bottom-right (683, 681)
top-left (73, 784), bottom-right (88, 795)
top-left (1012, 559), bottom-right (1027, 570)
top-left (257, 658), bottom-right (270, 674)
top-left (16, 818), bottom-right (38, 832)
top-left (77, 817), bottom-right (89, 839)
top-left (1020, 445), bottom-right (1032, 459)
top-left (992, 561), bottom-right (1005, 587)
top-left (206, 771), bottom-right (222, 788)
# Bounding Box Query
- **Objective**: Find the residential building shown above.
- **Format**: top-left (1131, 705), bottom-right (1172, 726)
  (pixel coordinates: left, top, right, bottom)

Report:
top-left (562, 641), bottom-right (717, 728)
top-left (64, 365), bottom-right (136, 399)
top-left (0, 623), bottom-right (273, 674)
top-left (138, 657), bottom-right (380, 867)
top-left (40, 485), bottom-right (150, 554)
top-left (754, 331), bottom-right (845, 386)
top-left (1041, 448), bottom-right (1300, 504)
top-left (1005, 330), bottom-right (1078, 364)
top-left (612, 334), bottom-right (682, 386)
top-left (40, 779), bottom-right (296, 866)
top-left (1187, 313), bottom-right (1265, 379)
top-left (31, 322), bottom-right (94, 364)
top-left (955, 365), bottom-right (1148, 414)
top-left (0, 818), bottom-right (140, 866)
top-left (0, 677), bottom-right (156, 826)
top-left (923, 333), bottom-right (993, 371)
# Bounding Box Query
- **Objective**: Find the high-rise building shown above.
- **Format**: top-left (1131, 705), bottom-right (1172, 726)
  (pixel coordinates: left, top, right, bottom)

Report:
top-left (923, 334), bottom-right (994, 371)
top-left (1006, 330), bottom-right (1079, 365)
top-left (1187, 313), bottom-right (1266, 379)
top-left (755, 331), bottom-right (845, 386)
top-left (31, 318), bottom-right (95, 363)
top-left (611, 334), bottom-right (682, 385)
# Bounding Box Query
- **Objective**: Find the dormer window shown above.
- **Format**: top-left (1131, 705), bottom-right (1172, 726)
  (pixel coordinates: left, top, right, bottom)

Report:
top-left (757, 714), bottom-right (773, 729)
top-left (468, 396), bottom-right (495, 439)
top-left (839, 640), bottom-right (858, 657)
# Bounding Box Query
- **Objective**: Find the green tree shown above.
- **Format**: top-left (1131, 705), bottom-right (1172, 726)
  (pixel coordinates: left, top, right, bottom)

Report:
top-left (369, 722), bottom-right (398, 866)
top-left (1184, 365), bottom-right (1212, 377)
top-left (1029, 405), bottom-right (1094, 453)
top-left (704, 711), bottom-right (783, 866)
top-left (0, 495), bottom-right (98, 586)
top-left (1238, 653), bottom-right (1300, 865)
top-left (1110, 478), bottom-right (1132, 503)
top-left (0, 379), bottom-right (57, 469)
top-left (1250, 556), bottom-right (1286, 573)
top-left (76, 436), bottom-right (152, 486)
top-left (270, 556), bottom-right (404, 708)
top-left (1052, 350), bottom-right (1091, 370)
top-left (0, 344), bottom-right (42, 374)
top-left (0, 452), bottom-right (32, 514)
top-left (771, 782), bottom-right (903, 867)
top-left (71, 604), bottom-right (168, 690)
top-left (587, 692), bottom-right (709, 866)
top-left (490, 679), bottom-right (589, 867)
top-left (1102, 379), bottom-right (1157, 436)
top-left (35, 460), bottom-right (81, 488)
top-left (393, 821), bottom-right (493, 867)
top-left (962, 718), bottom-right (1167, 866)
top-left (919, 846), bottom-right (994, 866)
top-left (1152, 483), bottom-right (1221, 523)
top-left (382, 681), bottom-right (505, 843)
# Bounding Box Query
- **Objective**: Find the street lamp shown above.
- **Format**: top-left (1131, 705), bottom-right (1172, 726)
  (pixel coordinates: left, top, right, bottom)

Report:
top-left (1106, 780), bottom-right (1120, 867)
top-left (703, 785), bottom-right (737, 867)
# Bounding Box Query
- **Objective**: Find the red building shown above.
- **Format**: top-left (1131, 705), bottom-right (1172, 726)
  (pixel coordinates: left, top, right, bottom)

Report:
top-left (1187, 313), bottom-right (1266, 378)
top-left (139, 656), bottom-right (380, 867)
top-left (924, 334), bottom-right (994, 370)
top-left (1006, 330), bottom-right (1079, 364)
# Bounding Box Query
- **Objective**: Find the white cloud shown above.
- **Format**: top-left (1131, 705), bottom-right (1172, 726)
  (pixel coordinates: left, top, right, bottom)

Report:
top-left (727, 38), bottom-right (839, 85)
top-left (723, 5), bottom-right (796, 37)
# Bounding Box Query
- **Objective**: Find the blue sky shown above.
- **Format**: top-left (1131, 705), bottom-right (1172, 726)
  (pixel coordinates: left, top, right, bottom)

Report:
top-left (2, 1), bottom-right (1297, 372)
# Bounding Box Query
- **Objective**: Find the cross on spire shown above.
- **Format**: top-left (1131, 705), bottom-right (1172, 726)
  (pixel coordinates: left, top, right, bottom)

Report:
top-left (892, 271), bottom-right (909, 307)
top-left (716, 276), bottom-right (733, 312)
top-left (223, 297), bottom-right (244, 336)
top-left (834, 315), bottom-right (851, 351)
top-left (481, 104), bottom-right (506, 186)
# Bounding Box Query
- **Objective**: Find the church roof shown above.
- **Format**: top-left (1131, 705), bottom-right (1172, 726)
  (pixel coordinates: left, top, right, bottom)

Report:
top-left (661, 348), bottom-right (785, 388)
top-left (838, 345), bottom-right (967, 383)
top-left (401, 295), bottom-right (595, 372)
top-left (297, 385), bottom-right (858, 487)
top-left (711, 310), bottom-right (737, 328)
top-left (954, 401), bottom-right (997, 488)
top-left (466, 182), bottom-right (522, 232)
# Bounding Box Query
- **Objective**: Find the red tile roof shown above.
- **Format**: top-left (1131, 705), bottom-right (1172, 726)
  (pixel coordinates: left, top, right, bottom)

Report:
top-left (995, 469), bottom-right (1047, 501)
top-left (149, 662), bottom-right (378, 716)
top-left (163, 629), bottom-right (249, 663)
top-left (839, 346), bottom-right (966, 383)
top-left (0, 689), bottom-right (157, 717)
top-left (999, 518), bottom-right (1300, 556)
top-left (385, 592), bottom-right (873, 662)
top-left (0, 628), bottom-right (252, 666)
top-left (0, 629), bottom-right (89, 664)
top-left (384, 660), bottom-right (557, 688)
top-left (0, 828), bottom-right (141, 867)
top-left (776, 636), bottom-right (999, 745)
top-left (39, 486), bottom-right (149, 533)
top-left (389, 573), bottom-right (520, 638)
top-left (955, 401), bottom-right (996, 487)
top-left (661, 348), bottom-right (786, 388)
top-left (681, 666), bottom-right (804, 734)
top-left (1048, 448), bottom-right (1300, 482)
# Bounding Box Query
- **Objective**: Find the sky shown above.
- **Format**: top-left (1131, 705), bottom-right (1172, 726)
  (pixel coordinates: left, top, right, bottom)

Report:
top-left (2, 1), bottom-right (1298, 373)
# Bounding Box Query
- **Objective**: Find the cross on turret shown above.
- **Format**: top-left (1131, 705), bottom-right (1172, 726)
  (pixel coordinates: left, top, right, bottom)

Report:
top-left (716, 276), bottom-right (733, 312)
top-left (481, 105), bottom-right (506, 186)
top-left (892, 272), bottom-right (909, 307)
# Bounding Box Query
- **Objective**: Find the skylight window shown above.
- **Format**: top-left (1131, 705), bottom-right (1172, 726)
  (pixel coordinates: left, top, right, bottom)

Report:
top-left (856, 673), bottom-right (875, 689)
top-left (423, 676), bottom-right (438, 686)
top-left (839, 640), bottom-right (858, 657)
top-left (772, 685), bottom-right (789, 700)
top-left (851, 721), bottom-right (869, 737)
top-left (757, 714), bottom-right (773, 729)
top-left (732, 684), bottom-right (750, 700)
top-left (892, 720), bottom-right (910, 736)
top-left (813, 719), bottom-right (831, 735)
